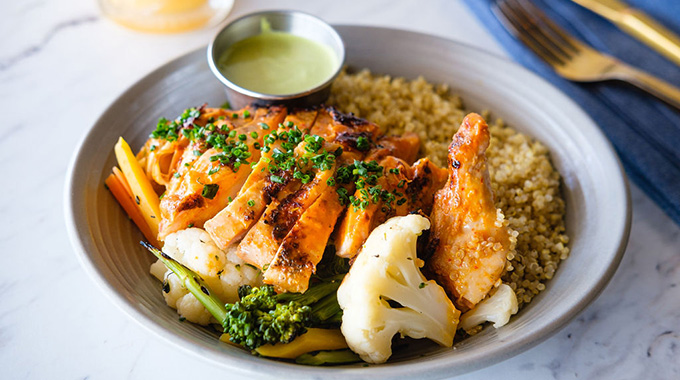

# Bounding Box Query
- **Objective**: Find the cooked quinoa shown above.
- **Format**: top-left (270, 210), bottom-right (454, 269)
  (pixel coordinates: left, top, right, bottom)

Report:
top-left (328, 69), bottom-right (570, 309)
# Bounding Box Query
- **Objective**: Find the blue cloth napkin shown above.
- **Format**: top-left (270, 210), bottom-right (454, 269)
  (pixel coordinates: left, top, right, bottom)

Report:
top-left (463, 0), bottom-right (680, 226)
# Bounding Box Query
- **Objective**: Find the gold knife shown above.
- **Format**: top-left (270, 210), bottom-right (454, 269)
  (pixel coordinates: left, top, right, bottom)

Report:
top-left (571, 0), bottom-right (680, 67)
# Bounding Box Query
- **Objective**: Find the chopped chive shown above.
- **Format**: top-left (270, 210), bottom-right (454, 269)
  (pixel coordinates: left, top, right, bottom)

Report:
top-left (201, 184), bottom-right (219, 199)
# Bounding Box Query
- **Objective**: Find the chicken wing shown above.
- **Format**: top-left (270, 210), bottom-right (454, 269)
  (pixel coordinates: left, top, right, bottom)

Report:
top-left (426, 113), bottom-right (512, 312)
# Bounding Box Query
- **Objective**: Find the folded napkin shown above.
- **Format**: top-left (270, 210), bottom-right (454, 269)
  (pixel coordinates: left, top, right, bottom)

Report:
top-left (463, 0), bottom-right (680, 226)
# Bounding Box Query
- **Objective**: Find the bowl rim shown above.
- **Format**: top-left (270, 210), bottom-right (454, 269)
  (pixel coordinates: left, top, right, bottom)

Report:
top-left (207, 9), bottom-right (346, 100)
top-left (64, 24), bottom-right (631, 379)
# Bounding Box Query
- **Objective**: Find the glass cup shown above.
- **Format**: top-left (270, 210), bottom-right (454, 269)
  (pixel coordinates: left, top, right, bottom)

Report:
top-left (99, 0), bottom-right (235, 33)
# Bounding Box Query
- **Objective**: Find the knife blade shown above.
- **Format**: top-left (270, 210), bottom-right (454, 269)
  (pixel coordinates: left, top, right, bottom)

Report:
top-left (571, 0), bottom-right (680, 67)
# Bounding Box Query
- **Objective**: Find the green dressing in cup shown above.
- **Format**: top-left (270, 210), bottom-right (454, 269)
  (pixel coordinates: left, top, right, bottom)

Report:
top-left (217, 20), bottom-right (339, 95)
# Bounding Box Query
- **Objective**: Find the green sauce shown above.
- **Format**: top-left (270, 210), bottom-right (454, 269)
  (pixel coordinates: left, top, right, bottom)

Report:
top-left (217, 25), bottom-right (338, 95)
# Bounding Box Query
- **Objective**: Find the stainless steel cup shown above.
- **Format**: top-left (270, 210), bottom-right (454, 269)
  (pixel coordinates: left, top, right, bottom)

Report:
top-left (207, 10), bottom-right (345, 109)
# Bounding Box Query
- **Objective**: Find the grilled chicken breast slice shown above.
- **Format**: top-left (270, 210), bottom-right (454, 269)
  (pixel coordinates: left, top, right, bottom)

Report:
top-left (426, 113), bottom-right (512, 312)
top-left (158, 106), bottom-right (287, 240)
top-left (333, 156), bottom-right (448, 258)
top-left (236, 164), bottom-right (336, 268)
top-left (204, 109), bottom-right (319, 249)
top-left (264, 187), bottom-right (346, 293)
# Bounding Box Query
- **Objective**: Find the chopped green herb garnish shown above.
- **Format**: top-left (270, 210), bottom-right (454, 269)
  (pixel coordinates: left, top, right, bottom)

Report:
top-left (201, 184), bottom-right (219, 199)
top-left (356, 136), bottom-right (370, 151)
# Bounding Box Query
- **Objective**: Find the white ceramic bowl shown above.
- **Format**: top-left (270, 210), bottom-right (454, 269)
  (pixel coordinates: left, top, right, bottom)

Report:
top-left (65, 26), bottom-right (631, 379)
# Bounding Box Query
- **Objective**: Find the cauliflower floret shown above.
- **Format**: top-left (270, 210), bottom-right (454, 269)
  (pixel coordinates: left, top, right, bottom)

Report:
top-left (212, 245), bottom-right (261, 302)
top-left (337, 214), bottom-right (460, 364)
top-left (162, 228), bottom-right (225, 278)
top-left (459, 283), bottom-right (518, 333)
top-left (162, 271), bottom-right (189, 309)
top-left (150, 228), bottom-right (262, 325)
top-left (151, 260), bottom-right (189, 309)
top-left (176, 293), bottom-right (213, 325)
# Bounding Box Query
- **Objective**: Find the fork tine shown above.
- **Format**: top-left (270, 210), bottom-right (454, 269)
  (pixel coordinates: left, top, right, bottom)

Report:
top-left (504, 0), bottom-right (578, 62)
top-left (493, 0), bottom-right (566, 65)
top-left (513, 0), bottom-right (582, 53)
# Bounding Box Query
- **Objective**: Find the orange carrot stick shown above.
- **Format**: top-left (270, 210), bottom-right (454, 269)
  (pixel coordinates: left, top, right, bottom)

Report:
top-left (106, 171), bottom-right (161, 247)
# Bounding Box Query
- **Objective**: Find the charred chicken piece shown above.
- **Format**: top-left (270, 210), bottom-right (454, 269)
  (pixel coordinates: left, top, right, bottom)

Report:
top-left (426, 113), bottom-right (513, 312)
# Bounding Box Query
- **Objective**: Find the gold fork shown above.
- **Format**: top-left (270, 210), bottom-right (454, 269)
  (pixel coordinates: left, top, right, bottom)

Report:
top-left (493, 0), bottom-right (680, 109)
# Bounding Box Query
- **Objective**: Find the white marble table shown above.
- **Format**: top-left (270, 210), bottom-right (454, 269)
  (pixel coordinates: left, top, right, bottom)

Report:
top-left (2, 0), bottom-right (678, 379)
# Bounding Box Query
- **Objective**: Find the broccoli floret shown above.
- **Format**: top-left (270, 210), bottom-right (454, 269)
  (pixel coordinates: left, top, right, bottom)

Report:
top-left (225, 277), bottom-right (344, 350)
top-left (223, 285), bottom-right (312, 349)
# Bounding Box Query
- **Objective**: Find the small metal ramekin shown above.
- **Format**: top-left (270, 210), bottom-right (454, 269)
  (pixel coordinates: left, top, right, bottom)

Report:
top-left (207, 10), bottom-right (345, 109)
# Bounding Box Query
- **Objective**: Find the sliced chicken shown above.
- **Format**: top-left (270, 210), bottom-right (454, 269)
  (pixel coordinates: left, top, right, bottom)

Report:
top-left (235, 108), bottom-right (381, 292)
top-left (140, 106), bottom-right (251, 188)
top-left (334, 156), bottom-right (409, 258)
top-left (310, 107), bottom-right (381, 146)
top-left (426, 113), bottom-right (512, 312)
top-left (333, 156), bottom-right (448, 258)
top-left (236, 165), bottom-right (336, 268)
top-left (404, 158), bottom-right (449, 215)
top-left (158, 106), bottom-right (287, 240)
top-left (364, 132), bottom-right (420, 163)
top-left (264, 187), bottom-right (346, 293)
top-left (204, 109), bottom-right (319, 249)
